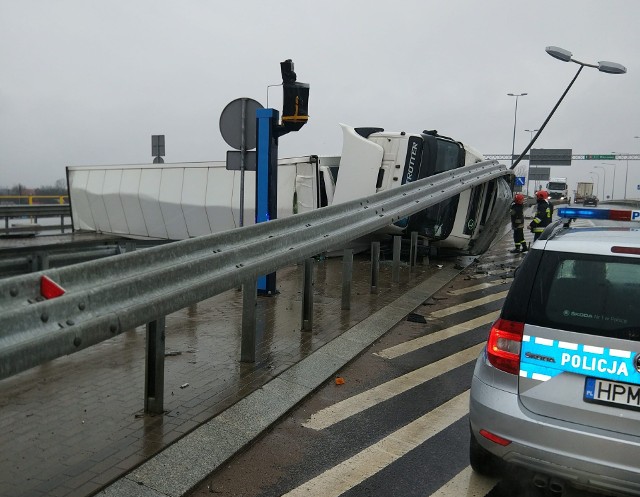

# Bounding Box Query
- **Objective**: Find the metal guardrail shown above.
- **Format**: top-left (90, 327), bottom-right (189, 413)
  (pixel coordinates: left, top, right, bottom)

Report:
top-left (1, 204), bottom-right (72, 235)
top-left (0, 161), bottom-right (510, 380)
top-left (0, 204), bottom-right (70, 217)
top-left (485, 153), bottom-right (640, 161)
top-left (0, 246), bottom-right (123, 278)
top-left (0, 194), bottom-right (68, 205)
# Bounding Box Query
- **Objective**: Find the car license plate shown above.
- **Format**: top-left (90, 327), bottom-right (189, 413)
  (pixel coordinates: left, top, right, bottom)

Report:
top-left (584, 377), bottom-right (640, 411)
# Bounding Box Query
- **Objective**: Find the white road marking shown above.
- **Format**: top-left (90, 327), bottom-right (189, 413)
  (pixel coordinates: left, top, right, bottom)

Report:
top-left (303, 344), bottom-right (483, 431)
top-left (428, 465), bottom-right (498, 497)
top-left (447, 280), bottom-right (509, 295)
top-left (375, 311), bottom-right (499, 360)
top-left (284, 391), bottom-right (470, 497)
top-left (429, 291), bottom-right (508, 319)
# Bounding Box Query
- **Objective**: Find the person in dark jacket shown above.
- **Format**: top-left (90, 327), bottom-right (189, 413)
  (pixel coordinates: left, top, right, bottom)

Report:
top-left (509, 193), bottom-right (527, 253)
top-left (529, 189), bottom-right (553, 241)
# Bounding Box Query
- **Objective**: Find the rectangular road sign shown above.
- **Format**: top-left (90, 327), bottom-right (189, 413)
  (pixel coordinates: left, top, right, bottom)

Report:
top-left (152, 135), bottom-right (165, 157)
top-left (530, 148), bottom-right (572, 166)
top-left (529, 166), bottom-right (550, 181)
top-left (515, 176), bottom-right (526, 186)
top-left (585, 154), bottom-right (616, 160)
top-left (226, 150), bottom-right (257, 171)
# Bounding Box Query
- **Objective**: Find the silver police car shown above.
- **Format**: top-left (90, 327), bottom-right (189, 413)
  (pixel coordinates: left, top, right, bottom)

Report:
top-left (469, 206), bottom-right (640, 496)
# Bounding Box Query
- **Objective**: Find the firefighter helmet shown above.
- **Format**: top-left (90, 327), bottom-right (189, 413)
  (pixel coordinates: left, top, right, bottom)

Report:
top-left (514, 193), bottom-right (525, 205)
top-left (536, 190), bottom-right (549, 200)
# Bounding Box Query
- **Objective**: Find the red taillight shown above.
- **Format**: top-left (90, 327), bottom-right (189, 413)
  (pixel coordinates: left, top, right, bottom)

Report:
top-left (486, 318), bottom-right (524, 375)
top-left (479, 429), bottom-right (512, 446)
top-left (611, 246), bottom-right (640, 255)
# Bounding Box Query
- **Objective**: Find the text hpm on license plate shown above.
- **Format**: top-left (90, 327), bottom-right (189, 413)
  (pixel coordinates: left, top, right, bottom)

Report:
top-left (585, 377), bottom-right (640, 410)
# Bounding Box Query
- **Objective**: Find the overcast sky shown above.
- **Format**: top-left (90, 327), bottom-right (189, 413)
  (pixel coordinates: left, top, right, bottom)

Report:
top-left (2, 0), bottom-right (639, 198)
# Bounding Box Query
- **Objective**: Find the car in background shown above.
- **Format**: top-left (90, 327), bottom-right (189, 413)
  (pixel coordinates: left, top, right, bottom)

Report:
top-left (469, 206), bottom-right (640, 496)
top-left (583, 195), bottom-right (599, 206)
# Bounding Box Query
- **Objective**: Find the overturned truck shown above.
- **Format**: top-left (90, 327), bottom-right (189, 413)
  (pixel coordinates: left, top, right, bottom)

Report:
top-left (67, 124), bottom-right (512, 256)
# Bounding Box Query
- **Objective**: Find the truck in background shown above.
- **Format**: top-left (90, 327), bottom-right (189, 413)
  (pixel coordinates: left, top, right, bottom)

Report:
top-left (574, 181), bottom-right (594, 204)
top-left (546, 177), bottom-right (569, 202)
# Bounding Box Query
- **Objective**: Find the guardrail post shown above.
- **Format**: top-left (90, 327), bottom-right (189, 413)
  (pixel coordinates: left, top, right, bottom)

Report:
top-left (241, 279), bottom-right (258, 363)
top-left (38, 252), bottom-right (49, 271)
top-left (341, 249), bottom-right (353, 310)
top-left (29, 253), bottom-right (38, 272)
top-left (422, 239), bottom-right (430, 266)
top-left (145, 317), bottom-right (166, 414)
top-left (370, 241), bottom-right (380, 294)
top-left (410, 231), bottom-right (418, 272)
top-left (301, 258), bottom-right (314, 331)
top-left (60, 214), bottom-right (65, 233)
top-left (392, 236), bottom-right (401, 283)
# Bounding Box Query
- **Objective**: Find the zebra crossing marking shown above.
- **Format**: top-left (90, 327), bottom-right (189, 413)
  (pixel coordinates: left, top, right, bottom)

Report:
top-left (428, 465), bottom-right (498, 497)
top-left (375, 311), bottom-right (499, 360)
top-left (446, 281), bottom-right (508, 296)
top-left (429, 291), bottom-right (508, 319)
top-left (285, 391), bottom-right (470, 497)
top-left (303, 344), bottom-right (483, 431)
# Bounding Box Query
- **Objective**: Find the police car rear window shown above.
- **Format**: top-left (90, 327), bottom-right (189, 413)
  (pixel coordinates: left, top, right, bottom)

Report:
top-left (526, 252), bottom-right (640, 341)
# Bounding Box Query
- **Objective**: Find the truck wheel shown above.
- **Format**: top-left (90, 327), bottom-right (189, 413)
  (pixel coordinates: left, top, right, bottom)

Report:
top-left (470, 430), bottom-right (502, 476)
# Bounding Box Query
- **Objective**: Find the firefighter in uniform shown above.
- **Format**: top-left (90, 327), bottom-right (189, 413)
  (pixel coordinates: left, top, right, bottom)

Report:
top-left (509, 193), bottom-right (527, 253)
top-left (529, 189), bottom-right (552, 241)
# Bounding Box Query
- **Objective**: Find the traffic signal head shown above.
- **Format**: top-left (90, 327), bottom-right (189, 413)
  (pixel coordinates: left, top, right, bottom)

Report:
top-left (280, 59), bottom-right (309, 133)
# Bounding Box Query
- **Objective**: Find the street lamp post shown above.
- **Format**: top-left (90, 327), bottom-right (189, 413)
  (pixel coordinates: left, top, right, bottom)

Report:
top-left (601, 162), bottom-right (617, 199)
top-left (508, 93), bottom-right (527, 167)
top-left (266, 83), bottom-right (283, 108)
top-left (593, 165), bottom-right (606, 200)
top-left (524, 128), bottom-right (539, 196)
top-left (624, 157), bottom-right (629, 200)
top-left (590, 174), bottom-right (599, 199)
top-left (630, 136), bottom-right (640, 200)
top-left (511, 46), bottom-right (626, 170)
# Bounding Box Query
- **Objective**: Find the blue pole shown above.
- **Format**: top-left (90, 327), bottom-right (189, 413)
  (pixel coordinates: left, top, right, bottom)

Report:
top-left (256, 108), bottom-right (278, 295)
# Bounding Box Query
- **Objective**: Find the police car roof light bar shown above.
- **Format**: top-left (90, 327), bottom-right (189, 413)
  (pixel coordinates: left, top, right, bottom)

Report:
top-left (557, 207), bottom-right (640, 222)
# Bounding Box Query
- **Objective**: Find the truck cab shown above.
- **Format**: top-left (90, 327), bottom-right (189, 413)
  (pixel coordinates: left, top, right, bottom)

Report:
top-left (327, 124), bottom-right (512, 254)
top-left (546, 177), bottom-right (569, 202)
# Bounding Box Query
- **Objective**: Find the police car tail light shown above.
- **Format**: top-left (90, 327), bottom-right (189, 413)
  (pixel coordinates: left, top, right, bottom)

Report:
top-left (486, 318), bottom-right (524, 375)
top-left (479, 429), bottom-right (512, 446)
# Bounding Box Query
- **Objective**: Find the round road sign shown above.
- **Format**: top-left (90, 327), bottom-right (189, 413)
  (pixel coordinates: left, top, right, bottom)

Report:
top-left (219, 97), bottom-right (263, 151)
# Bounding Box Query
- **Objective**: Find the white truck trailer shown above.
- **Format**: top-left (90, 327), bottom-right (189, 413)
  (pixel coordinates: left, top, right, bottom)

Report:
top-left (574, 181), bottom-right (594, 203)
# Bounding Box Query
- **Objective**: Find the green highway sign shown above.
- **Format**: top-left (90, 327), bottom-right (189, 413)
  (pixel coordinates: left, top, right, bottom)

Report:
top-left (585, 154), bottom-right (616, 160)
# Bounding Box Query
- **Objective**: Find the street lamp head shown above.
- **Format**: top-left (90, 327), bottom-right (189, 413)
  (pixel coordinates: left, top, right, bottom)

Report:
top-left (597, 61), bottom-right (627, 74)
top-left (508, 92), bottom-right (527, 97)
top-left (546, 46), bottom-right (626, 74)
top-left (511, 45), bottom-right (622, 171)
top-left (546, 46), bottom-right (573, 62)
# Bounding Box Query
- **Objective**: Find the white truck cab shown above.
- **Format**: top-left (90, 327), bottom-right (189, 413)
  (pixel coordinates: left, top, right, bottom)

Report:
top-left (546, 177), bottom-right (569, 202)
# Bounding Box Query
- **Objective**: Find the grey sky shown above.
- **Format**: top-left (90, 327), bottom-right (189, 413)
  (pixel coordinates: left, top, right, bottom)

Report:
top-left (1, 0), bottom-right (639, 198)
